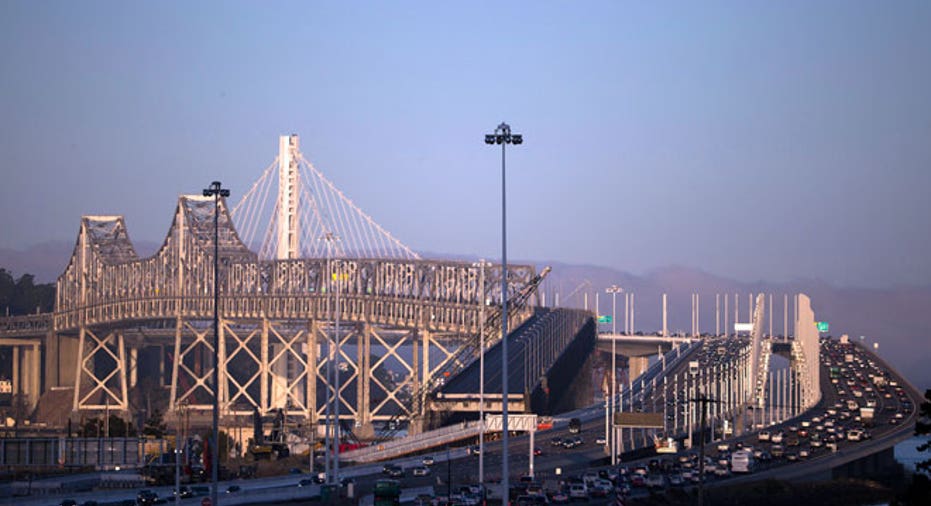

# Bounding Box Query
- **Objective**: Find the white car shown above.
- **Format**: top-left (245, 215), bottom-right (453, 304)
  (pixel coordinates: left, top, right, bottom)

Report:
top-left (569, 483), bottom-right (588, 499)
top-left (412, 466), bottom-right (430, 477)
top-left (771, 432), bottom-right (784, 444)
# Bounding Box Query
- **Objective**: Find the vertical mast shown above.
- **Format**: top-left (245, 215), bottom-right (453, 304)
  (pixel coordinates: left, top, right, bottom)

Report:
top-left (277, 134), bottom-right (301, 259)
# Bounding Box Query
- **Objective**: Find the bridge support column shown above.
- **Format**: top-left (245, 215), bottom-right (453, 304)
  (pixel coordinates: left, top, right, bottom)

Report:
top-left (354, 324), bottom-right (375, 439)
top-left (629, 356), bottom-right (649, 382)
top-left (129, 346), bottom-right (138, 389)
top-left (44, 330), bottom-right (59, 389)
top-left (307, 320), bottom-right (318, 424)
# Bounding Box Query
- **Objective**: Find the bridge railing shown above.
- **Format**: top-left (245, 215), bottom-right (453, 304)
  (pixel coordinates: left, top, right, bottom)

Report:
top-left (0, 313), bottom-right (52, 337)
top-left (341, 420), bottom-right (484, 463)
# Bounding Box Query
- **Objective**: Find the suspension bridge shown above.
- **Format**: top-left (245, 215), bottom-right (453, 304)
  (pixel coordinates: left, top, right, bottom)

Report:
top-left (0, 134), bottom-right (858, 457)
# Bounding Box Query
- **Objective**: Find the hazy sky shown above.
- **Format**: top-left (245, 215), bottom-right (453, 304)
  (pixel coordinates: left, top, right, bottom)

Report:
top-left (2, 1), bottom-right (930, 288)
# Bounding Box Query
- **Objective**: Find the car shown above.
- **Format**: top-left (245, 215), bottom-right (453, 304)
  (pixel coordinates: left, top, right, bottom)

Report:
top-left (771, 432), bottom-right (785, 444)
top-left (298, 478), bottom-right (315, 487)
top-left (468, 445), bottom-right (482, 455)
top-left (136, 490), bottom-right (158, 506)
top-left (799, 449), bottom-right (810, 459)
top-left (173, 486), bottom-right (193, 499)
top-left (550, 437), bottom-right (563, 447)
top-left (716, 443), bottom-right (730, 452)
top-left (549, 491), bottom-right (570, 504)
top-left (422, 456), bottom-right (435, 466)
top-left (668, 474), bottom-right (684, 487)
top-left (58, 501), bottom-right (78, 506)
top-left (714, 467), bottom-right (730, 477)
top-left (645, 475), bottom-right (665, 489)
top-left (412, 466), bottom-right (430, 476)
top-left (758, 430), bottom-right (771, 442)
top-left (516, 495), bottom-right (549, 506)
top-left (226, 485), bottom-right (241, 493)
top-left (595, 436), bottom-right (607, 445)
top-left (383, 464), bottom-right (404, 477)
top-left (533, 447), bottom-right (543, 456)
top-left (589, 484), bottom-right (610, 497)
top-left (568, 483), bottom-right (588, 499)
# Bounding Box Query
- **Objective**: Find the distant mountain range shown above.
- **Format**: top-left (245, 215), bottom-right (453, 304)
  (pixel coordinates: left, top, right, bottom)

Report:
top-left (3, 242), bottom-right (928, 392)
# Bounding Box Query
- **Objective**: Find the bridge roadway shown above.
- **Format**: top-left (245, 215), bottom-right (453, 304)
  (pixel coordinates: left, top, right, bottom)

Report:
top-left (4, 337), bottom-right (919, 506)
top-left (433, 308), bottom-right (595, 415)
top-left (595, 333), bottom-right (695, 356)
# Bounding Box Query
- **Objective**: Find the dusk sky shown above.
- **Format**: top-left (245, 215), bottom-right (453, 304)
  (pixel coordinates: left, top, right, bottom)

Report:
top-left (2, 1), bottom-right (930, 288)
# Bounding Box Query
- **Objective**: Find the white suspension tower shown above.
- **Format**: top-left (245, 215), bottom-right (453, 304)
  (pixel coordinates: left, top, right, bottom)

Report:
top-left (278, 134), bottom-right (301, 259)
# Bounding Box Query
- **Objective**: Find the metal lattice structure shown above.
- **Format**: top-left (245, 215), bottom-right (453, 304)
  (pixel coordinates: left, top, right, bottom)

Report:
top-left (50, 136), bottom-right (539, 434)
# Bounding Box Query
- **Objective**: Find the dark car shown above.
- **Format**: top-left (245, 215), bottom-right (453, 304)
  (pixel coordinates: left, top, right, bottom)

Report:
top-left (136, 490), bottom-right (158, 506)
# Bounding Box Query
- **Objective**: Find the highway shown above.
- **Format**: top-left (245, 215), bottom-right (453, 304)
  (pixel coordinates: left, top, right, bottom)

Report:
top-left (9, 337), bottom-right (921, 506)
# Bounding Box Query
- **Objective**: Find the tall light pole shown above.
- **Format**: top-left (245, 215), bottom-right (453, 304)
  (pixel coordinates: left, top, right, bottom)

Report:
top-left (323, 232), bottom-right (338, 485)
top-left (605, 285), bottom-right (622, 465)
top-left (203, 181), bottom-right (229, 506)
top-left (484, 122), bottom-right (522, 497)
top-left (472, 259), bottom-right (491, 486)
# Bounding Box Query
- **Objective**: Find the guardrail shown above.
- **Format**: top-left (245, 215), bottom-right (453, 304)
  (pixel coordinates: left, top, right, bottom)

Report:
top-left (341, 420), bottom-right (485, 463)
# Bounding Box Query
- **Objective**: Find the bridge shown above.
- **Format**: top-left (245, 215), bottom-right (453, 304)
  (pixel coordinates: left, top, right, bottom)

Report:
top-left (0, 135), bottom-right (919, 488)
top-left (0, 134), bottom-right (554, 439)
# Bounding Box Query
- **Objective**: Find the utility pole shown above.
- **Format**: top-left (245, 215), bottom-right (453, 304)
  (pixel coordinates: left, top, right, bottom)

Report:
top-left (689, 394), bottom-right (720, 506)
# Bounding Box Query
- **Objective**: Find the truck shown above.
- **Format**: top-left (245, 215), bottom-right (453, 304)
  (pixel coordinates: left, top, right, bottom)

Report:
top-left (731, 449), bottom-right (754, 473)
top-left (860, 407), bottom-right (875, 427)
top-left (373, 479), bottom-right (401, 506)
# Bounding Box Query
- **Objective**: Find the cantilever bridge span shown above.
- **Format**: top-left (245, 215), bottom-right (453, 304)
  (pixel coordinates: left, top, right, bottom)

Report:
top-left (0, 135), bottom-right (548, 437)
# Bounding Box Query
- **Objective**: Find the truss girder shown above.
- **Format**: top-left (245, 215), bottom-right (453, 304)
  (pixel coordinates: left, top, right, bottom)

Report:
top-left (49, 193), bottom-right (538, 420)
top-left (73, 327), bottom-right (128, 412)
top-left (55, 198), bottom-right (535, 336)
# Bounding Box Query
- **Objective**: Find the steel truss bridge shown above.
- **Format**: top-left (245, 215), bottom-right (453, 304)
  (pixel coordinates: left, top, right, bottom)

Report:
top-left (0, 135), bottom-right (549, 437)
top-left (0, 134), bottom-right (827, 448)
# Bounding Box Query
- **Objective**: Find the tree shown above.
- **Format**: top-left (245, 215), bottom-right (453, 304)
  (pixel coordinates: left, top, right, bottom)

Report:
top-left (0, 268), bottom-right (55, 315)
top-left (916, 388), bottom-right (931, 474)
top-left (143, 408), bottom-right (167, 438)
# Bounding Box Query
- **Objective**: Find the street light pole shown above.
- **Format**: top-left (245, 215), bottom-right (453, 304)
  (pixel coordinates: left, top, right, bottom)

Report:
top-left (485, 123), bottom-right (522, 498)
top-left (606, 285), bottom-right (622, 465)
top-left (203, 181), bottom-right (229, 506)
top-left (473, 260), bottom-right (490, 486)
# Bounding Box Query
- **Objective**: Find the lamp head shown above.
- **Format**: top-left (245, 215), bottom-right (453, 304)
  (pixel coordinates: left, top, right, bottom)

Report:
top-left (485, 134), bottom-right (496, 145)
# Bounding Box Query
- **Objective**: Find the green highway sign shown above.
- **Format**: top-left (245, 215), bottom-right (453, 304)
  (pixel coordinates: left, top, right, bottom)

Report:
top-left (817, 321), bottom-right (829, 332)
top-left (597, 315), bottom-right (612, 324)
